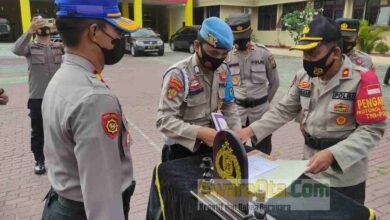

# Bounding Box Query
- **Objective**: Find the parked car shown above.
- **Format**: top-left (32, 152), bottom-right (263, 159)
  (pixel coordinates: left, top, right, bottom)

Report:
top-left (169, 26), bottom-right (200, 53)
top-left (0, 18), bottom-right (12, 42)
top-left (125, 28), bottom-right (164, 56)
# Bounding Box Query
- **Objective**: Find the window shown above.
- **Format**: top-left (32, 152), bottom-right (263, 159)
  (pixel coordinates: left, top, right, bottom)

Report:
top-left (242, 7), bottom-right (252, 14)
top-left (376, 6), bottom-right (390, 26)
top-left (352, 0), bottom-right (381, 25)
top-left (206, 6), bottom-right (220, 18)
top-left (365, 0), bottom-right (381, 25)
top-left (258, 5), bottom-right (277, 30)
top-left (352, 0), bottom-right (365, 20)
top-left (281, 2), bottom-right (306, 30)
top-left (194, 7), bottom-right (204, 25)
top-left (315, 0), bottom-right (345, 20)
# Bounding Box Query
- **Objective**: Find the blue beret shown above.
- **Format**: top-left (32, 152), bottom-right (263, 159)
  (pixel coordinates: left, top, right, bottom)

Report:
top-left (199, 17), bottom-right (233, 50)
top-left (55, 0), bottom-right (139, 33)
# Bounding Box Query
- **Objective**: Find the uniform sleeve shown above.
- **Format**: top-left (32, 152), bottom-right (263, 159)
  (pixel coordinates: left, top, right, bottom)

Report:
top-left (264, 50), bottom-right (279, 102)
top-left (328, 118), bottom-right (386, 173)
top-left (70, 94), bottom-right (125, 220)
top-left (156, 70), bottom-right (201, 152)
top-left (12, 33), bottom-right (32, 56)
top-left (250, 74), bottom-right (302, 142)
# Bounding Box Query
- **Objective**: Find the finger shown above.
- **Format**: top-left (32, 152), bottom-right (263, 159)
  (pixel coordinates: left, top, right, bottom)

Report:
top-left (305, 159), bottom-right (317, 173)
top-left (306, 156), bottom-right (315, 167)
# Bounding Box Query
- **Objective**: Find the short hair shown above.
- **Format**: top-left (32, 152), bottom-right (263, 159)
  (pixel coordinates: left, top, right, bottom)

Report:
top-left (56, 17), bottom-right (106, 47)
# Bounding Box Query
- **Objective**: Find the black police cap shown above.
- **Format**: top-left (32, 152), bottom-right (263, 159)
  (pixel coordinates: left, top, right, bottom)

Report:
top-left (226, 14), bottom-right (252, 40)
top-left (291, 15), bottom-right (341, 50)
top-left (335, 18), bottom-right (360, 37)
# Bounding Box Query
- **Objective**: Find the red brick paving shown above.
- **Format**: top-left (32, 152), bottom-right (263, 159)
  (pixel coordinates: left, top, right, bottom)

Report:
top-left (0, 52), bottom-right (389, 220)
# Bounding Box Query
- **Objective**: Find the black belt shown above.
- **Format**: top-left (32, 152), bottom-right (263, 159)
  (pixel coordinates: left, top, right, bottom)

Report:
top-left (304, 132), bottom-right (343, 150)
top-left (235, 95), bottom-right (268, 108)
top-left (58, 194), bottom-right (85, 210)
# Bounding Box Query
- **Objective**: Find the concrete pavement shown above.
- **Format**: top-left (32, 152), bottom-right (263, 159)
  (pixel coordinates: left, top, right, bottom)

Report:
top-left (0, 44), bottom-right (389, 219)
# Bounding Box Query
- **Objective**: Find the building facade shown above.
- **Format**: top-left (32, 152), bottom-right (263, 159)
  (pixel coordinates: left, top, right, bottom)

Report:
top-left (1, 0), bottom-right (389, 46)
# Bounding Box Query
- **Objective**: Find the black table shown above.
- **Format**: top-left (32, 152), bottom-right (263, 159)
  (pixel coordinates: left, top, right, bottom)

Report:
top-left (146, 154), bottom-right (375, 220)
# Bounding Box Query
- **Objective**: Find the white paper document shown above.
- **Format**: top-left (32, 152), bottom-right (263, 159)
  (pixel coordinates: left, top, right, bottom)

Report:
top-left (211, 113), bottom-right (228, 131)
top-left (248, 154), bottom-right (279, 179)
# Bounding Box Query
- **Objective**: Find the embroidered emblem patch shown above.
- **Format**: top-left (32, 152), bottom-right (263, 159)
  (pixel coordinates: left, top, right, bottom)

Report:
top-left (356, 58), bottom-right (363, 65)
top-left (342, 68), bottom-right (350, 78)
top-left (336, 115), bottom-right (347, 125)
top-left (334, 102), bottom-right (349, 113)
top-left (268, 55), bottom-right (276, 69)
top-left (232, 75), bottom-right (240, 85)
top-left (101, 113), bottom-right (120, 138)
top-left (299, 80), bottom-right (311, 89)
top-left (167, 88), bottom-right (178, 100)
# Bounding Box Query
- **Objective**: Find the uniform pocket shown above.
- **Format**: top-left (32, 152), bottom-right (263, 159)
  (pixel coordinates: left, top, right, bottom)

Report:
top-left (250, 64), bottom-right (266, 84)
top-left (183, 93), bottom-right (207, 120)
top-left (326, 100), bottom-right (356, 131)
top-left (230, 66), bottom-right (241, 86)
top-left (31, 49), bottom-right (45, 64)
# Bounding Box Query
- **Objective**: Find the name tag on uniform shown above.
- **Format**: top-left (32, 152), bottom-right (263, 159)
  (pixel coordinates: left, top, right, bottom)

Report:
top-left (251, 60), bottom-right (264, 65)
top-left (332, 92), bottom-right (356, 100)
top-left (228, 63), bottom-right (239, 67)
top-left (299, 89), bottom-right (312, 97)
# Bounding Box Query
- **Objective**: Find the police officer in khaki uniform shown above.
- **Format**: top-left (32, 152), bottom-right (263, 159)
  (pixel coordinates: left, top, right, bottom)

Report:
top-left (335, 18), bottom-right (375, 70)
top-left (226, 14), bottom-right (279, 154)
top-left (237, 16), bottom-right (387, 204)
top-left (157, 17), bottom-right (241, 162)
top-left (13, 14), bottom-right (63, 175)
top-left (41, 0), bottom-right (138, 219)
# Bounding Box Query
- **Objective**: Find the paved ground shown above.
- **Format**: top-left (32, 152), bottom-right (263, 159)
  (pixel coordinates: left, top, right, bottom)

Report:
top-left (0, 43), bottom-right (389, 220)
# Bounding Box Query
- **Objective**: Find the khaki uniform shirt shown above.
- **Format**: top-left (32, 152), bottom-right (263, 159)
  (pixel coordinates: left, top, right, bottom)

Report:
top-left (12, 33), bottom-right (63, 99)
top-left (42, 54), bottom-right (133, 220)
top-left (156, 54), bottom-right (241, 152)
top-left (250, 56), bottom-right (386, 187)
top-left (226, 43), bottom-right (279, 124)
top-left (348, 48), bottom-right (374, 71)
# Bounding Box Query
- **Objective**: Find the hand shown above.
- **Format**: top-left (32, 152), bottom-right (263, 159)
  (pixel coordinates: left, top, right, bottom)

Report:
top-left (0, 89), bottom-right (9, 105)
top-left (197, 127), bottom-right (218, 147)
top-left (305, 149), bottom-right (334, 174)
top-left (236, 127), bottom-right (254, 143)
top-left (28, 17), bottom-right (46, 35)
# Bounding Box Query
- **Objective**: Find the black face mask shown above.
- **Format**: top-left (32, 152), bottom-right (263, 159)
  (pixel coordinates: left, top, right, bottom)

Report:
top-left (235, 38), bottom-right (250, 51)
top-left (96, 29), bottom-right (125, 65)
top-left (303, 47), bottom-right (335, 77)
top-left (342, 40), bottom-right (356, 54)
top-left (36, 27), bottom-right (51, 36)
top-left (196, 45), bottom-right (225, 71)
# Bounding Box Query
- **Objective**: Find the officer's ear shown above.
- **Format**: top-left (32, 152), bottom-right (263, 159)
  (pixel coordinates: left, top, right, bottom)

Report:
top-left (194, 40), bottom-right (201, 53)
top-left (88, 24), bottom-right (99, 42)
top-left (333, 46), bottom-right (342, 60)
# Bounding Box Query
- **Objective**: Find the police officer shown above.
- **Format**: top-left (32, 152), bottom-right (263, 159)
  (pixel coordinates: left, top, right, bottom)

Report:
top-left (383, 65), bottom-right (390, 86)
top-left (13, 14), bottom-right (63, 175)
top-left (237, 16), bottom-right (387, 204)
top-left (41, 0), bottom-right (138, 219)
top-left (226, 14), bottom-right (279, 154)
top-left (157, 17), bottom-right (241, 162)
top-left (0, 88), bottom-right (8, 105)
top-left (335, 18), bottom-right (375, 70)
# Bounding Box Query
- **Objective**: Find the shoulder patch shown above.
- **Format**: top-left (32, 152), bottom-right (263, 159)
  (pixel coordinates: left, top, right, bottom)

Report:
top-left (267, 55), bottom-right (276, 69)
top-left (167, 76), bottom-right (184, 100)
top-left (101, 113), bottom-right (120, 139)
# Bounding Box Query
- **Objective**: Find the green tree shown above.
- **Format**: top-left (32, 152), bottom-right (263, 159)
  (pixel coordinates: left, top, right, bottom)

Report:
top-left (358, 20), bottom-right (389, 54)
top-left (282, 2), bottom-right (322, 43)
